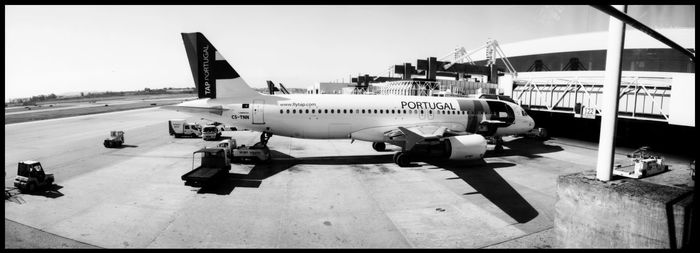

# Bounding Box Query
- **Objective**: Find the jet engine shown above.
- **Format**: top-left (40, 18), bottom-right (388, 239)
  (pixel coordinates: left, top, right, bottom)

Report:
top-left (444, 135), bottom-right (487, 160)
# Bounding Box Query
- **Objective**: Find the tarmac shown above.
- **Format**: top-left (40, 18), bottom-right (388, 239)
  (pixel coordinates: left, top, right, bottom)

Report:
top-left (4, 107), bottom-right (695, 248)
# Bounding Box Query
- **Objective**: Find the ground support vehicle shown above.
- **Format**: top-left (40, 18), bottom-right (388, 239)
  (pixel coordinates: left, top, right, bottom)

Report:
top-left (613, 146), bottom-right (667, 179)
top-left (231, 132), bottom-right (272, 163)
top-left (104, 131), bottom-right (124, 148)
top-left (216, 139), bottom-right (236, 159)
top-left (521, 127), bottom-right (548, 140)
top-left (14, 161), bottom-right (55, 193)
top-left (169, 119), bottom-right (202, 138)
top-left (181, 148), bottom-right (231, 186)
top-left (202, 125), bottom-right (223, 141)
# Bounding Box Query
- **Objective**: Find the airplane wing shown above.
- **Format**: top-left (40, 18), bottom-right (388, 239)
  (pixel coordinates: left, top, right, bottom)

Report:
top-left (396, 126), bottom-right (470, 150)
top-left (161, 105), bottom-right (229, 116)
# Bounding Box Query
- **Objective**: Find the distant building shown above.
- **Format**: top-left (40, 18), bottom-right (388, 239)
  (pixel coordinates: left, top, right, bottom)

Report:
top-left (307, 82), bottom-right (356, 94)
top-left (472, 28), bottom-right (694, 73)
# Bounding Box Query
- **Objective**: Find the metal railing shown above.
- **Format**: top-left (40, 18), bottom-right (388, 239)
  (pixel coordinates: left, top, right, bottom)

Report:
top-left (513, 72), bottom-right (673, 122)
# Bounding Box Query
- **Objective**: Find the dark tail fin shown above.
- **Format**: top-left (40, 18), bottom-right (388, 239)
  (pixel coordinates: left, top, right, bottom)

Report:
top-left (266, 80), bottom-right (280, 95)
top-left (181, 32), bottom-right (260, 99)
top-left (278, 83), bottom-right (290, 94)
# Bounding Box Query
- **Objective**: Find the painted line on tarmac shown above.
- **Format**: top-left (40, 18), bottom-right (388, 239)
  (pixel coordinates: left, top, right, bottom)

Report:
top-left (5, 107), bottom-right (165, 127)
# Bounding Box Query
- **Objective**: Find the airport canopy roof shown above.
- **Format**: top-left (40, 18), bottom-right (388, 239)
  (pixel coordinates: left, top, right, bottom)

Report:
top-left (471, 28), bottom-right (695, 60)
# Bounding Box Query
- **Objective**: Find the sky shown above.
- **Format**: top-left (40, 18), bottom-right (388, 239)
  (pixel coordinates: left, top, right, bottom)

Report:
top-left (4, 5), bottom-right (695, 101)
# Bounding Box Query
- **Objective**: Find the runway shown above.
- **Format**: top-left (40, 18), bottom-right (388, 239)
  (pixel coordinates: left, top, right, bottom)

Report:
top-left (4, 107), bottom-right (692, 248)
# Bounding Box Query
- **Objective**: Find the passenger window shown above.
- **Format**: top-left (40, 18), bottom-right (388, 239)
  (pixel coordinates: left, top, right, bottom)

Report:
top-left (403, 110), bottom-right (406, 114)
top-left (304, 109), bottom-right (308, 114)
top-left (343, 109), bottom-right (346, 114)
top-left (362, 109), bottom-right (365, 113)
top-left (374, 109), bottom-right (378, 113)
top-left (325, 109), bottom-right (328, 113)
top-left (349, 109), bottom-right (353, 114)
top-left (312, 109), bottom-right (315, 113)
top-left (380, 110), bottom-right (383, 114)
top-left (280, 109), bottom-right (283, 114)
top-left (293, 109), bottom-right (296, 114)
top-left (286, 109), bottom-right (290, 114)
top-left (429, 110), bottom-right (432, 114)
top-left (420, 110), bottom-right (424, 114)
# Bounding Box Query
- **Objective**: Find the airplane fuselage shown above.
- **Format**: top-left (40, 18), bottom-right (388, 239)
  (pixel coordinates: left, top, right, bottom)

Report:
top-left (181, 93), bottom-right (535, 143)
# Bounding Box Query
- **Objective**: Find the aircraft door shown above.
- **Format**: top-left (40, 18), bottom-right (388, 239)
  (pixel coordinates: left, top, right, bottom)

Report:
top-left (252, 99), bottom-right (265, 124)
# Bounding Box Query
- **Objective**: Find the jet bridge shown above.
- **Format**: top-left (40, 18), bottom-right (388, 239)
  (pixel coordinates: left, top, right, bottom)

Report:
top-left (512, 71), bottom-right (695, 127)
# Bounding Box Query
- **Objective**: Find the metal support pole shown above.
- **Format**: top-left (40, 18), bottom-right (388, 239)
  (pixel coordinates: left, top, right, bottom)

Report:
top-left (596, 5), bottom-right (627, 182)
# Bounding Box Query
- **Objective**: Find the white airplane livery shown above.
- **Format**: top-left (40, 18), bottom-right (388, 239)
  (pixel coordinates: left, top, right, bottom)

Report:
top-left (166, 33), bottom-right (536, 166)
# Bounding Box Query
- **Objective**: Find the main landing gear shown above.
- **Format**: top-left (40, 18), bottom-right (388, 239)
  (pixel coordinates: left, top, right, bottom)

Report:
top-left (372, 142), bottom-right (386, 152)
top-left (393, 151), bottom-right (411, 167)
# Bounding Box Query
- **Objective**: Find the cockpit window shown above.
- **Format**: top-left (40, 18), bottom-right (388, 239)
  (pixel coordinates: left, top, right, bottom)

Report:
top-left (521, 110), bottom-right (528, 116)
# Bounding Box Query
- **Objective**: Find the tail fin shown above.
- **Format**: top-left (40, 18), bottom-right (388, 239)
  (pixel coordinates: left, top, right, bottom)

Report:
top-left (181, 32), bottom-right (260, 99)
top-left (266, 80), bottom-right (280, 95)
top-left (278, 83), bottom-right (290, 94)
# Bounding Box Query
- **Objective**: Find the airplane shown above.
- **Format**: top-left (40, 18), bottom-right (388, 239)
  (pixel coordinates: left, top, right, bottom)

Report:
top-left (166, 32), bottom-right (536, 167)
top-left (277, 83), bottom-right (290, 95)
top-left (266, 80), bottom-right (281, 95)
top-left (266, 81), bottom-right (290, 95)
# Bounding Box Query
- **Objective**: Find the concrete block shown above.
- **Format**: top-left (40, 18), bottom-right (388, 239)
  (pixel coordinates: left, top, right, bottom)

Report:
top-left (554, 171), bottom-right (693, 248)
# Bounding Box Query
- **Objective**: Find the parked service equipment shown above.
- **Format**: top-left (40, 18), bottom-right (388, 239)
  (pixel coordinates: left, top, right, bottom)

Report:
top-left (181, 148), bottom-right (231, 186)
top-left (14, 161), bottom-right (54, 193)
top-left (522, 127), bottom-right (548, 140)
top-left (169, 119), bottom-right (202, 138)
top-left (231, 132), bottom-right (273, 163)
top-left (104, 130), bottom-right (124, 148)
top-left (202, 125), bottom-right (223, 141)
top-left (217, 139), bottom-right (237, 158)
top-left (613, 146), bottom-right (667, 179)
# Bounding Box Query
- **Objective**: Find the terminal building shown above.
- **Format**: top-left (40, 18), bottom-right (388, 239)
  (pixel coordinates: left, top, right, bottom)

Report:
top-left (335, 27), bottom-right (694, 156)
top-left (469, 28), bottom-right (695, 155)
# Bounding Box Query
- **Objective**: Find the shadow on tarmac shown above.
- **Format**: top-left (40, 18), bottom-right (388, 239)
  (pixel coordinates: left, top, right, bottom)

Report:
top-left (22, 184), bottom-right (65, 199)
top-left (196, 151), bottom-right (396, 195)
top-left (113, 144), bottom-right (139, 149)
top-left (195, 139), bottom-right (543, 224)
top-left (489, 137), bottom-right (563, 159)
top-left (424, 159), bottom-right (539, 224)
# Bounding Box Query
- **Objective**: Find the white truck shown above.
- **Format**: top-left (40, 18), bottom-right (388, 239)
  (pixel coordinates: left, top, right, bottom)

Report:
top-left (202, 125), bottom-right (223, 141)
top-left (169, 119), bottom-right (202, 138)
